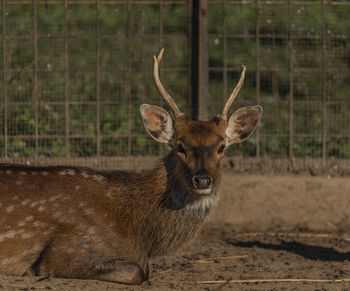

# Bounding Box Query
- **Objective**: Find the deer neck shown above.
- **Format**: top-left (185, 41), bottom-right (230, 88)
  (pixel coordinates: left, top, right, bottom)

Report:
top-left (109, 152), bottom-right (219, 257)
top-left (128, 153), bottom-right (219, 257)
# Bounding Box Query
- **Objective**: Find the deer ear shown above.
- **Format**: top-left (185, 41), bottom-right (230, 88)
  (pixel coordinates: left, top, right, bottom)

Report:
top-left (140, 104), bottom-right (174, 144)
top-left (226, 106), bottom-right (263, 145)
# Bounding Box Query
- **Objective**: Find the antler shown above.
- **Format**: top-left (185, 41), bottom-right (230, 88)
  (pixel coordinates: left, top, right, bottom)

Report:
top-left (219, 65), bottom-right (246, 120)
top-left (153, 48), bottom-right (184, 118)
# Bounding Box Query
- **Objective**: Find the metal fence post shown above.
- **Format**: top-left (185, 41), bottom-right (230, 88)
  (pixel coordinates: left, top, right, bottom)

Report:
top-left (288, 0), bottom-right (294, 159)
top-left (255, 0), bottom-right (261, 158)
top-left (33, 0), bottom-right (38, 158)
top-left (2, 0), bottom-right (8, 158)
top-left (321, 0), bottom-right (327, 163)
top-left (191, 0), bottom-right (209, 121)
top-left (64, 0), bottom-right (70, 158)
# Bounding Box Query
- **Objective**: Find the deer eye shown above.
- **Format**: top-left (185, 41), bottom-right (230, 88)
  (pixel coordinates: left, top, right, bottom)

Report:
top-left (218, 144), bottom-right (225, 154)
top-left (177, 143), bottom-right (186, 156)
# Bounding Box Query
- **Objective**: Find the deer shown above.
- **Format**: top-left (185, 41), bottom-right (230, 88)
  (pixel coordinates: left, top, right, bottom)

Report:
top-left (0, 49), bottom-right (262, 285)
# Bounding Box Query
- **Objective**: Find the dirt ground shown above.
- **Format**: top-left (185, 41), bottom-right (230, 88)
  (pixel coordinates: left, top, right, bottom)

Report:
top-left (0, 227), bottom-right (349, 290)
top-left (1, 174), bottom-right (350, 290)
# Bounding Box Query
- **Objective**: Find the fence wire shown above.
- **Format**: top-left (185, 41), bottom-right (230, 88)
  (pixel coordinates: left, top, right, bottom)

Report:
top-left (0, 0), bottom-right (349, 170)
top-left (0, 0), bottom-right (189, 164)
top-left (208, 0), bottom-right (350, 160)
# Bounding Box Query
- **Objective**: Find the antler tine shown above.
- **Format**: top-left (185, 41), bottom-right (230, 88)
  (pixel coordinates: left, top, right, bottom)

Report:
top-left (219, 65), bottom-right (247, 120)
top-left (153, 48), bottom-right (183, 118)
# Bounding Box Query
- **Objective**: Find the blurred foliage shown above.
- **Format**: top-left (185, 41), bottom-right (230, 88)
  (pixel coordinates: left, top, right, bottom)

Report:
top-left (0, 1), bottom-right (349, 159)
top-left (208, 1), bottom-right (350, 158)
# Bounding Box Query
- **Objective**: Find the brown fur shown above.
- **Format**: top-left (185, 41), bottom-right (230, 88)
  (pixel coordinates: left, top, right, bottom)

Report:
top-left (0, 109), bottom-right (261, 285)
top-left (0, 128), bottom-right (222, 284)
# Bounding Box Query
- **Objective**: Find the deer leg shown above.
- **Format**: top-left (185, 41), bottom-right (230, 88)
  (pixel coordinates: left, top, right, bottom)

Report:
top-left (93, 259), bottom-right (147, 284)
top-left (31, 234), bottom-right (148, 284)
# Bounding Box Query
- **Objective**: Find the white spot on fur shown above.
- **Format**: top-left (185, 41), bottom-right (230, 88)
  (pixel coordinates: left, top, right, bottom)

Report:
top-left (67, 169), bottom-right (76, 175)
top-left (49, 195), bottom-right (61, 202)
top-left (59, 169), bottom-right (76, 176)
top-left (84, 208), bottom-right (94, 216)
top-left (0, 231), bottom-right (17, 242)
top-left (21, 199), bottom-right (30, 206)
top-left (79, 202), bottom-right (87, 207)
top-left (41, 171), bottom-right (49, 176)
top-left (81, 171), bottom-right (89, 178)
top-left (5, 230), bottom-right (16, 239)
top-left (88, 226), bottom-right (98, 235)
top-left (6, 170), bottom-right (12, 175)
top-left (17, 221), bottom-right (26, 227)
top-left (38, 205), bottom-right (46, 212)
top-left (33, 221), bottom-right (48, 228)
top-left (75, 185), bottom-right (80, 190)
top-left (52, 211), bottom-right (62, 219)
top-left (30, 201), bottom-right (39, 207)
top-left (25, 216), bottom-right (34, 222)
top-left (92, 174), bottom-right (106, 183)
top-left (15, 181), bottom-right (22, 185)
top-left (21, 232), bottom-right (34, 239)
top-left (6, 206), bottom-right (14, 213)
top-left (58, 216), bottom-right (75, 224)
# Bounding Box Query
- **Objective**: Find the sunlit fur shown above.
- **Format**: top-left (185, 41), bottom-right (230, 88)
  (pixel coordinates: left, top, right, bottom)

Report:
top-left (0, 108), bottom-right (261, 285)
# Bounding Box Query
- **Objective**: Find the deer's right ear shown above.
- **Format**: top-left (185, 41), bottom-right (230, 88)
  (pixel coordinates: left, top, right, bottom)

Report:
top-left (140, 104), bottom-right (174, 144)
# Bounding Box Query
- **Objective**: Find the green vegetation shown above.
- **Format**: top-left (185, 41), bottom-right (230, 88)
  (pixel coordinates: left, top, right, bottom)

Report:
top-left (0, 1), bottom-right (349, 159)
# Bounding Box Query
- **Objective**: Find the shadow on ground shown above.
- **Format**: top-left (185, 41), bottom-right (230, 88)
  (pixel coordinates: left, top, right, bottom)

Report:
top-left (227, 240), bottom-right (350, 262)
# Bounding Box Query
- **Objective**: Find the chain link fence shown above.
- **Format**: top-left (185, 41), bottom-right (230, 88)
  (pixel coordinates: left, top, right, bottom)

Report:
top-left (0, 0), bottom-right (349, 171)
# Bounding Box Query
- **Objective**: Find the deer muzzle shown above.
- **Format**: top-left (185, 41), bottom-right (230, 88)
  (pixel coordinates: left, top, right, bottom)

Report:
top-left (192, 175), bottom-right (213, 194)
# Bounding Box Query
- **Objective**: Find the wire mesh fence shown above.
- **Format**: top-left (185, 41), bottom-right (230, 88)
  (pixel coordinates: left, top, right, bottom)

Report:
top-left (207, 0), bottom-right (350, 161)
top-left (0, 0), bottom-right (190, 167)
top-left (0, 0), bottom-right (349, 170)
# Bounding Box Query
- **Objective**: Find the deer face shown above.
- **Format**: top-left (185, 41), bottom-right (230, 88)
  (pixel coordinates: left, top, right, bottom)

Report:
top-left (140, 104), bottom-right (262, 196)
top-left (140, 49), bottom-right (262, 196)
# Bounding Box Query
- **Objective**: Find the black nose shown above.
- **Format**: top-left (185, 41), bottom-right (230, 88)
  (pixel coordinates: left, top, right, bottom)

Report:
top-left (192, 175), bottom-right (212, 189)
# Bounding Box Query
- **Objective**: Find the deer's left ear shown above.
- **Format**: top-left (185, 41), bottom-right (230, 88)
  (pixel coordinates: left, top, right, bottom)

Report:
top-left (226, 106), bottom-right (263, 145)
top-left (140, 104), bottom-right (174, 144)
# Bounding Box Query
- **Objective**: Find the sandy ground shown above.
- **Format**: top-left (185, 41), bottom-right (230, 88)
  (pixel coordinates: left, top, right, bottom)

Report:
top-left (1, 174), bottom-right (350, 290)
top-left (0, 226), bottom-right (349, 290)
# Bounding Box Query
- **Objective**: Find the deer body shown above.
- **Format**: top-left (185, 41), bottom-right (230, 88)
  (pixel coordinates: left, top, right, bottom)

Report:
top-left (0, 49), bottom-right (262, 284)
top-left (0, 157), bottom-right (215, 283)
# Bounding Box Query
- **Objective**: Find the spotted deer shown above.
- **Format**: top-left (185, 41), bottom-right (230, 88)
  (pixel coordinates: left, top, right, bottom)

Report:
top-left (0, 49), bottom-right (262, 284)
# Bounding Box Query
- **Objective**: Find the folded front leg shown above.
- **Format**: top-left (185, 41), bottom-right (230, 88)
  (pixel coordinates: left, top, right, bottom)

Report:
top-left (93, 259), bottom-right (147, 284)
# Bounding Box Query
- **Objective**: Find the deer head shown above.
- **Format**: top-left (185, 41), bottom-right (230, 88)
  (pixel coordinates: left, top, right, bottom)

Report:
top-left (140, 49), bottom-right (262, 197)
